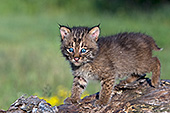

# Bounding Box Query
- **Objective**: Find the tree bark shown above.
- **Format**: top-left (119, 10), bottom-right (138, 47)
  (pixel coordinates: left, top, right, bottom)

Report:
top-left (2, 78), bottom-right (170, 113)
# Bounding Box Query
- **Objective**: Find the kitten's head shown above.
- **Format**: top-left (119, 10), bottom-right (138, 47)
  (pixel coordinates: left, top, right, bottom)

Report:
top-left (59, 25), bottom-right (100, 66)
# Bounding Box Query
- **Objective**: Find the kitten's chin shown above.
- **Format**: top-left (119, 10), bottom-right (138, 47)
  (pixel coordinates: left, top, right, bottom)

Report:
top-left (70, 59), bottom-right (86, 66)
top-left (73, 62), bottom-right (82, 66)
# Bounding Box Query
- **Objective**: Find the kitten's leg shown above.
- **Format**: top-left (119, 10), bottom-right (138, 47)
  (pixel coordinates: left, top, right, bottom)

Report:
top-left (64, 76), bottom-right (88, 104)
top-left (115, 74), bottom-right (146, 90)
top-left (119, 74), bottom-right (142, 85)
top-left (95, 77), bottom-right (115, 107)
top-left (151, 57), bottom-right (161, 87)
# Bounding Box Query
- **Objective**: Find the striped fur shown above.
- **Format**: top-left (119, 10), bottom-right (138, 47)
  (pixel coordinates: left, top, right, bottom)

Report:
top-left (59, 25), bottom-right (161, 107)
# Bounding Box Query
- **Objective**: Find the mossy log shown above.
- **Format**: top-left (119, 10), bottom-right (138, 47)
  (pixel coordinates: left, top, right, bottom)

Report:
top-left (2, 78), bottom-right (170, 113)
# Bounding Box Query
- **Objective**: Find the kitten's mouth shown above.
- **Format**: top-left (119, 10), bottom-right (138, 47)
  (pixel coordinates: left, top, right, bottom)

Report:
top-left (71, 59), bottom-right (82, 66)
top-left (74, 62), bottom-right (81, 66)
top-left (73, 60), bottom-right (82, 66)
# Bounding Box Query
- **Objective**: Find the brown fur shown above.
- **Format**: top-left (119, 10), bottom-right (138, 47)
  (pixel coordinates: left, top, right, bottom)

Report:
top-left (59, 25), bottom-right (161, 106)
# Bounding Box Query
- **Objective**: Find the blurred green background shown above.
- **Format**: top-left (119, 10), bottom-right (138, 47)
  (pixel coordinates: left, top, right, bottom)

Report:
top-left (0, 0), bottom-right (170, 110)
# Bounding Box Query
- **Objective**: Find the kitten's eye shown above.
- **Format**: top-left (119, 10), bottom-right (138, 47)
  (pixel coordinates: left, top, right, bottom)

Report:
top-left (68, 48), bottom-right (74, 53)
top-left (81, 48), bottom-right (86, 53)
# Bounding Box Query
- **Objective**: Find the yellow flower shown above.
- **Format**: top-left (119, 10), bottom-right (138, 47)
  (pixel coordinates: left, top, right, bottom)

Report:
top-left (48, 96), bottom-right (60, 106)
top-left (39, 96), bottom-right (49, 102)
top-left (81, 91), bottom-right (89, 99)
top-left (36, 85), bottom-right (90, 106)
top-left (57, 88), bottom-right (70, 98)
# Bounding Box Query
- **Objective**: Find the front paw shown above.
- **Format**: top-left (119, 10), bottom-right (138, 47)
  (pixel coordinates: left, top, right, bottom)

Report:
top-left (64, 97), bottom-right (80, 104)
top-left (94, 100), bottom-right (107, 107)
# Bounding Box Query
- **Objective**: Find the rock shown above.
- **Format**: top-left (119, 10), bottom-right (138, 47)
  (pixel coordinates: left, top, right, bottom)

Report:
top-left (1, 78), bottom-right (170, 113)
top-left (4, 95), bottom-right (58, 113)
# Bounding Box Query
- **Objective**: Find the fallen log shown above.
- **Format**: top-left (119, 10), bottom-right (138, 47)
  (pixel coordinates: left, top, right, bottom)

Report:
top-left (2, 78), bottom-right (170, 113)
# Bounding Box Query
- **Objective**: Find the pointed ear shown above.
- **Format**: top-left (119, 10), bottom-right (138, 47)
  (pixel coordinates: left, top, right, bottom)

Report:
top-left (88, 26), bottom-right (100, 41)
top-left (59, 26), bottom-right (71, 40)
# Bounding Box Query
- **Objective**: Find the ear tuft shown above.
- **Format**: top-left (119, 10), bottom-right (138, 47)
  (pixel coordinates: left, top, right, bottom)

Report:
top-left (88, 26), bottom-right (100, 41)
top-left (59, 25), bottom-right (71, 40)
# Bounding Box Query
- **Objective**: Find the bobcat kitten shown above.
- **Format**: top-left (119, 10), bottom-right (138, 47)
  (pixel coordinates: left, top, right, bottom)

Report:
top-left (59, 25), bottom-right (161, 106)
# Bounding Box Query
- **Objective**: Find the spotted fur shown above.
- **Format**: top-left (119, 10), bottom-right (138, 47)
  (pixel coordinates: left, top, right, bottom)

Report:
top-left (59, 25), bottom-right (161, 106)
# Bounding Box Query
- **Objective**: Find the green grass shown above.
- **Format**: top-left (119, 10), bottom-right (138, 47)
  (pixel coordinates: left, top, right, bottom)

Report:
top-left (0, 11), bottom-right (170, 110)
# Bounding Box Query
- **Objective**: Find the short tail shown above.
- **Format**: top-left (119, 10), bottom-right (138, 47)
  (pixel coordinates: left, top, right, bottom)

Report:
top-left (144, 35), bottom-right (162, 51)
top-left (140, 33), bottom-right (162, 51)
top-left (152, 43), bottom-right (163, 51)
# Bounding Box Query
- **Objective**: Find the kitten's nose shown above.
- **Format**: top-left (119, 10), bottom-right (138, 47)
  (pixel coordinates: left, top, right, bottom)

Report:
top-left (74, 57), bottom-right (79, 62)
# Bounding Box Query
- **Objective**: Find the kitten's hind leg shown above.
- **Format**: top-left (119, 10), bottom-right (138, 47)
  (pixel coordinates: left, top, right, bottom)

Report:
top-left (115, 74), bottom-right (146, 90)
top-left (151, 57), bottom-right (161, 87)
top-left (124, 73), bottom-right (143, 83)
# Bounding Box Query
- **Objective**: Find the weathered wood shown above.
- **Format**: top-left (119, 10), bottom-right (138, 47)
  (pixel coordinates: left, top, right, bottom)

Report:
top-left (2, 78), bottom-right (170, 113)
top-left (4, 95), bottom-right (58, 113)
top-left (57, 78), bottom-right (170, 113)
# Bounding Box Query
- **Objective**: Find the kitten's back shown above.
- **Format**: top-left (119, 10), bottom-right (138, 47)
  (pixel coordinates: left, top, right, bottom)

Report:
top-left (95, 32), bottom-right (161, 76)
top-left (97, 32), bottom-right (161, 53)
